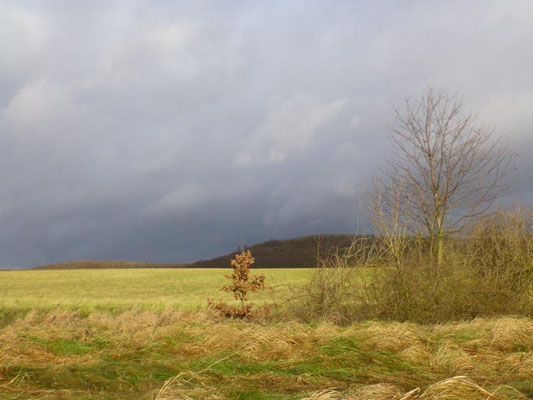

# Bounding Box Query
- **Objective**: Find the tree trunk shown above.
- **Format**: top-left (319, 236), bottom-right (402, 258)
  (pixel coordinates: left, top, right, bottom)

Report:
top-left (436, 233), bottom-right (444, 267)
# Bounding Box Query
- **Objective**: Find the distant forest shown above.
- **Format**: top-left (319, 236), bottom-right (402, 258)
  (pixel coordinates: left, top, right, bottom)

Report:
top-left (34, 234), bottom-right (357, 269)
top-left (191, 234), bottom-right (356, 269)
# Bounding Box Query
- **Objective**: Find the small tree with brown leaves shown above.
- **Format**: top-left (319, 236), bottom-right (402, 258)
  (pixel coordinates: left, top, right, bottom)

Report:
top-left (207, 250), bottom-right (267, 318)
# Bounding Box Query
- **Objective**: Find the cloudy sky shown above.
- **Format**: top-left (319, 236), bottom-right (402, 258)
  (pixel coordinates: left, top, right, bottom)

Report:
top-left (1, 1), bottom-right (532, 267)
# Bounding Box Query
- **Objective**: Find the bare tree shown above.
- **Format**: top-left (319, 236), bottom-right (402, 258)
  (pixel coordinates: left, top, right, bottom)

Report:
top-left (369, 87), bottom-right (515, 266)
top-left (366, 176), bottom-right (411, 270)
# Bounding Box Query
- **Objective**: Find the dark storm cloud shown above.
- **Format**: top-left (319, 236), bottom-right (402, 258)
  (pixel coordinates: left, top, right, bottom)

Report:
top-left (0, 0), bottom-right (532, 267)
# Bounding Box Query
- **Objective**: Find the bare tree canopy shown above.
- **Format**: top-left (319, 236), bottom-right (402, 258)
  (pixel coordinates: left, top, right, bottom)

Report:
top-left (367, 87), bottom-right (516, 263)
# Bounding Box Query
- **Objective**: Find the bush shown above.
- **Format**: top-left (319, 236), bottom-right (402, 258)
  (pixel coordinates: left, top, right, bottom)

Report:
top-left (288, 237), bottom-right (386, 325)
top-left (466, 204), bottom-right (533, 292)
top-left (291, 206), bottom-right (533, 324)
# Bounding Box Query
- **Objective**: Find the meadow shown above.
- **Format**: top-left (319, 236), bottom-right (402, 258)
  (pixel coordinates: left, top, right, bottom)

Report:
top-left (0, 268), bottom-right (531, 400)
top-left (0, 268), bottom-right (311, 313)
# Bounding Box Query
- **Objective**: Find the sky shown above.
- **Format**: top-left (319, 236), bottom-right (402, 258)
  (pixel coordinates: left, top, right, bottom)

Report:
top-left (0, 0), bottom-right (532, 268)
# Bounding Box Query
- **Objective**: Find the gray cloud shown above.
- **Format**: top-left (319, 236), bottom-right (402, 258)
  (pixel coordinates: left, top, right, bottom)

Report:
top-left (0, 0), bottom-right (532, 267)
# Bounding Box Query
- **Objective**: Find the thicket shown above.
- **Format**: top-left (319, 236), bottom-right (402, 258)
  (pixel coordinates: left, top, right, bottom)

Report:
top-left (291, 205), bottom-right (533, 324)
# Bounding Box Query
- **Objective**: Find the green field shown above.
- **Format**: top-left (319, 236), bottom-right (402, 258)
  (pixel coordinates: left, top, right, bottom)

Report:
top-left (0, 268), bottom-right (311, 312)
top-left (0, 268), bottom-right (531, 399)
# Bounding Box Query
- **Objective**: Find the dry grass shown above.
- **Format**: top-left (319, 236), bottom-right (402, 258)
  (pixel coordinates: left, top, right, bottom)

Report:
top-left (302, 376), bottom-right (527, 400)
top-left (0, 311), bottom-right (531, 399)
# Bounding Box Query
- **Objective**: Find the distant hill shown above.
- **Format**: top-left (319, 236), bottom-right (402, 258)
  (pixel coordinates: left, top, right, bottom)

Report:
top-left (190, 234), bottom-right (356, 269)
top-left (33, 234), bottom-right (357, 270)
top-left (34, 260), bottom-right (189, 270)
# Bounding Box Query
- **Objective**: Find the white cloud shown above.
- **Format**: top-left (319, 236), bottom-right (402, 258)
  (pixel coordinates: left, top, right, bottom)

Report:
top-left (149, 183), bottom-right (207, 215)
top-left (350, 115), bottom-right (360, 128)
top-left (235, 94), bottom-right (347, 165)
top-left (480, 91), bottom-right (533, 143)
top-left (0, 4), bottom-right (50, 78)
top-left (144, 21), bottom-right (200, 51)
top-left (2, 79), bottom-right (79, 139)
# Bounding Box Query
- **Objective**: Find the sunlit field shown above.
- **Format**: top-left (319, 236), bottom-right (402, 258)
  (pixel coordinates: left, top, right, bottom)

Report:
top-left (0, 268), bottom-right (311, 312)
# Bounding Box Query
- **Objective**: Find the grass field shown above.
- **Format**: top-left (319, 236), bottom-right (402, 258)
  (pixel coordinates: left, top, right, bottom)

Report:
top-left (0, 269), bottom-right (532, 399)
top-left (0, 268), bottom-right (311, 312)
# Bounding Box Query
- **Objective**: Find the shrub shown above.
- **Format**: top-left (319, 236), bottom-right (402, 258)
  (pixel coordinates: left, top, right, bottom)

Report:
top-left (292, 206), bottom-right (533, 324)
top-left (288, 237), bottom-right (386, 325)
top-left (207, 250), bottom-right (268, 319)
top-left (466, 204), bottom-right (533, 290)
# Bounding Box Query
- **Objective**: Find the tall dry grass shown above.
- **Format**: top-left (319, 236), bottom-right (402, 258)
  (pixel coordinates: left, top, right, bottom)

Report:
top-left (1, 309), bottom-right (531, 399)
top-left (302, 375), bottom-right (526, 400)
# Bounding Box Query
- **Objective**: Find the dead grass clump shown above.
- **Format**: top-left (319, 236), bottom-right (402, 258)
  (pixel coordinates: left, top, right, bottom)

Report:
top-left (431, 345), bottom-right (478, 375)
top-left (416, 376), bottom-right (518, 400)
top-left (153, 370), bottom-right (223, 400)
top-left (351, 321), bottom-right (428, 353)
top-left (501, 352), bottom-right (533, 376)
top-left (433, 317), bottom-right (533, 352)
top-left (399, 343), bottom-right (432, 365)
top-left (349, 383), bottom-right (404, 400)
top-left (304, 376), bottom-right (524, 400)
top-left (304, 389), bottom-right (345, 399)
top-left (479, 317), bottom-right (533, 352)
top-left (198, 320), bottom-right (334, 362)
